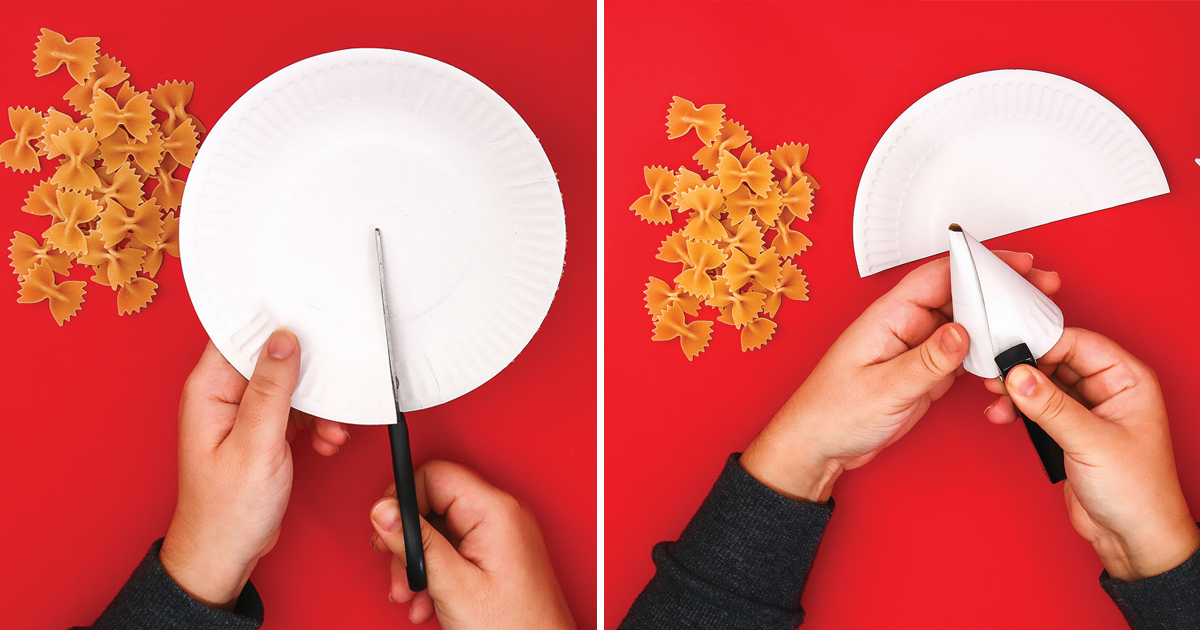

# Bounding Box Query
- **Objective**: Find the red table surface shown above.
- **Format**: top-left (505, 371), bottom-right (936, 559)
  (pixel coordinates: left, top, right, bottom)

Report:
top-left (605, 1), bottom-right (1200, 628)
top-left (0, 2), bottom-right (596, 629)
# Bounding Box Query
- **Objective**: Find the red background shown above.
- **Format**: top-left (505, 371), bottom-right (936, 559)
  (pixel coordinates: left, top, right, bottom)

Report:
top-left (0, 2), bottom-right (596, 629)
top-left (605, 1), bottom-right (1200, 628)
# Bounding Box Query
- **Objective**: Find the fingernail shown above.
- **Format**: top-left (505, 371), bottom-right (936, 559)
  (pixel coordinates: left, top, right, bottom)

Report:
top-left (388, 592), bottom-right (394, 603)
top-left (984, 405), bottom-right (993, 416)
top-left (342, 428), bottom-right (350, 441)
top-left (1009, 366), bottom-right (1037, 398)
top-left (941, 326), bottom-right (963, 354)
top-left (1025, 252), bottom-right (1034, 263)
top-left (372, 502), bottom-right (401, 532)
top-left (268, 327), bottom-right (296, 359)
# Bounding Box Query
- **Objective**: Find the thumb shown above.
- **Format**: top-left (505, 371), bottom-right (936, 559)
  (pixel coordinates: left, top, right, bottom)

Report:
top-left (371, 498), bottom-right (474, 594)
top-left (887, 322), bottom-right (969, 400)
top-left (230, 327), bottom-right (301, 450)
top-left (1005, 364), bottom-right (1106, 451)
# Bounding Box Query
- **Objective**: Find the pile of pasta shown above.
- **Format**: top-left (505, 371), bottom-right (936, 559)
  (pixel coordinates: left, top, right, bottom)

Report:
top-left (0, 29), bottom-right (203, 325)
top-left (632, 97), bottom-right (815, 360)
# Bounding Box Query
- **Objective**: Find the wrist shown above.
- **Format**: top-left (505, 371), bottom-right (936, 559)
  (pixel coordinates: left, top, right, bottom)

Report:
top-left (1095, 520), bottom-right (1200, 582)
top-left (161, 518), bottom-right (254, 611)
top-left (741, 423), bottom-right (842, 504)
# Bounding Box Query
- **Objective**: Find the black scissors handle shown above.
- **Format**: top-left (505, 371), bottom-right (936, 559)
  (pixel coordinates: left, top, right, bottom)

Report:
top-left (388, 415), bottom-right (426, 591)
top-left (996, 343), bottom-right (1067, 484)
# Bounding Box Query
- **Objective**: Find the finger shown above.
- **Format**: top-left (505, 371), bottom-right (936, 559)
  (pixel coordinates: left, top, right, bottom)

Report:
top-left (1005, 364), bottom-right (1115, 451)
top-left (415, 460), bottom-right (520, 544)
top-left (390, 553), bottom-right (417, 602)
top-left (408, 590), bottom-right (435, 624)
top-left (985, 395), bottom-right (1020, 424)
top-left (229, 327), bottom-right (301, 451)
top-left (371, 496), bottom-right (474, 589)
top-left (883, 322), bottom-right (970, 401)
top-left (310, 430), bottom-right (339, 456)
top-left (178, 341), bottom-right (250, 448)
top-left (314, 418), bottom-right (350, 451)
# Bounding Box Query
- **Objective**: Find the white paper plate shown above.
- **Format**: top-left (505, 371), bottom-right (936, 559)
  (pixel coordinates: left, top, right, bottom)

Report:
top-left (853, 69), bottom-right (1168, 277)
top-left (180, 49), bottom-right (565, 424)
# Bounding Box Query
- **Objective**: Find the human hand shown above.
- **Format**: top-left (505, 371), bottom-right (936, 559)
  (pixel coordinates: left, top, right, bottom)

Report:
top-left (983, 328), bottom-right (1200, 581)
top-left (741, 252), bottom-right (1061, 503)
top-left (159, 329), bottom-right (350, 610)
top-left (369, 460), bottom-right (576, 630)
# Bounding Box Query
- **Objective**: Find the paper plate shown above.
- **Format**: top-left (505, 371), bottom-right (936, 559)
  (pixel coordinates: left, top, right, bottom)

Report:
top-left (853, 69), bottom-right (1168, 277)
top-left (180, 48), bottom-right (565, 424)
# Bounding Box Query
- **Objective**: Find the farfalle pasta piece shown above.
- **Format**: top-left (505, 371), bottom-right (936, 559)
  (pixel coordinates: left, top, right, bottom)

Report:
top-left (48, 128), bottom-right (101, 192)
top-left (90, 162), bottom-right (143, 209)
top-left (693, 120), bottom-right (751, 174)
top-left (665, 97), bottom-right (725, 147)
top-left (161, 118), bottom-right (198, 167)
top-left (150, 155), bottom-right (185, 210)
top-left (651, 303), bottom-right (713, 361)
top-left (150, 80), bottom-right (206, 135)
top-left (772, 219), bottom-right (812, 259)
top-left (723, 246), bottom-right (782, 291)
top-left (134, 211), bottom-right (178, 277)
top-left (18, 260), bottom-right (87, 325)
top-left (716, 149), bottom-right (773, 197)
top-left (725, 182), bottom-right (782, 226)
top-left (117, 277), bottom-right (158, 315)
top-left (97, 198), bottom-right (163, 248)
top-left (707, 283), bottom-right (766, 327)
top-left (656, 229), bottom-right (690, 265)
top-left (78, 231), bottom-right (144, 287)
top-left (90, 89), bottom-right (155, 142)
top-left (716, 218), bottom-right (765, 259)
top-left (680, 185), bottom-right (725, 243)
top-left (780, 178), bottom-right (813, 221)
top-left (674, 239), bottom-right (725, 299)
top-left (740, 317), bottom-right (777, 352)
top-left (755, 262), bottom-right (809, 318)
top-left (99, 126), bottom-right (164, 173)
top-left (645, 276), bottom-right (702, 319)
top-left (630, 166), bottom-right (676, 224)
top-left (770, 142), bottom-right (810, 192)
top-left (9, 231), bottom-right (72, 278)
top-left (37, 108), bottom-right (91, 155)
top-left (670, 166), bottom-right (719, 212)
top-left (41, 188), bottom-right (100, 255)
top-left (64, 55), bottom-right (129, 115)
top-left (33, 29), bottom-right (99, 85)
top-left (22, 180), bottom-right (64, 222)
top-left (0, 107), bottom-right (46, 172)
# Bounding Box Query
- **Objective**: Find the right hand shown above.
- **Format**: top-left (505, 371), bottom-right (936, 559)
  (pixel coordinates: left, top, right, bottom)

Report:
top-left (369, 460), bottom-right (577, 630)
top-left (985, 328), bottom-right (1200, 581)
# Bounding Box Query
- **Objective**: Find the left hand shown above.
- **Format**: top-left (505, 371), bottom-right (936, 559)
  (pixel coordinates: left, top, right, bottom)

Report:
top-left (159, 329), bottom-right (350, 610)
top-left (741, 252), bottom-right (1061, 502)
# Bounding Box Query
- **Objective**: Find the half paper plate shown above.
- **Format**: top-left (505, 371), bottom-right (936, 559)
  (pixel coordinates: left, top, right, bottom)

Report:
top-left (853, 69), bottom-right (1168, 277)
top-left (180, 48), bottom-right (565, 424)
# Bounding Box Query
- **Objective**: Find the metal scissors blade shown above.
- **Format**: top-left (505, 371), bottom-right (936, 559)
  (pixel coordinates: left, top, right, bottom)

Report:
top-left (374, 227), bottom-right (427, 592)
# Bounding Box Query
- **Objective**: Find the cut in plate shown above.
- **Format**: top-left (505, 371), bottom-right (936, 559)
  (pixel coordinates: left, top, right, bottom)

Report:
top-left (853, 69), bottom-right (1168, 277)
top-left (180, 48), bottom-right (565, 424)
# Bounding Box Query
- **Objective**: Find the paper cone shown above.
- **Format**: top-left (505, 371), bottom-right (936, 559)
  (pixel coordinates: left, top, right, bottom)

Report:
top-left (948, 225), bottom-right (1064, 378)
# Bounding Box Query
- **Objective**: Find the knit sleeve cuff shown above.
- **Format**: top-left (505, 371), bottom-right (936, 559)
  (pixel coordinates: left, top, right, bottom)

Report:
top-left (665, 453), bottom-right (833, 605)
top-left (1100, 541), bottom-right (1200, 630)
top-left (83, 539), bottom-right (264, 630)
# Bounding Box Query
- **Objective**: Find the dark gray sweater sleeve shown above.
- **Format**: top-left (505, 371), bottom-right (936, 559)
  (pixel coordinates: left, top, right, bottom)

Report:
top-left (618, 453), bottom-right (833, 630)
top-left (72, 539), bottom-right (264, 630)
top-left (1101, 538), bottom-right (1200, 630)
